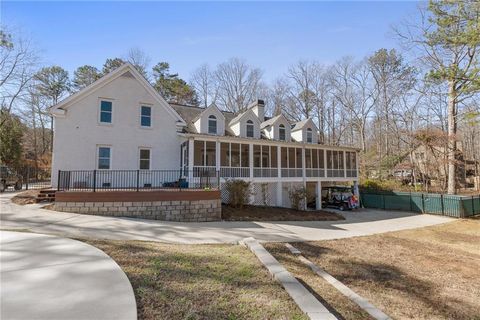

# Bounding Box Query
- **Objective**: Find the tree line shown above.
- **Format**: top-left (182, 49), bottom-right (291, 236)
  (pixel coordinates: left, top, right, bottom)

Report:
top-left (1, 0), bottom-right (479, 194)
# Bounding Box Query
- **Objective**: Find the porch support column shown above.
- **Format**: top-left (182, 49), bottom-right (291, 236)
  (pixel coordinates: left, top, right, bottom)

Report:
top-left (353, 180), bottom-right (360, 198)
top-left (188, 138), bottom-right (194, 184)
top-left (215, 140), bottom-right (220, 172)
top-left (316, 181), bottom-right (322, 210)
top-left (302, 146), bottom-right (307, 210)
top-left (277, 145), bottom-right (281, 178)
top-left (276, 181), bottom-right (283, 207)
top-left (343, 151), bottom-right (347, 178)
top-left (324, 149), bottom-right (328, 178)
top-left (249, 143), bottom-right (253, 179)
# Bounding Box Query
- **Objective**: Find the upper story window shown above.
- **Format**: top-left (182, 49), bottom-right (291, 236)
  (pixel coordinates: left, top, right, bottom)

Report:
top-left (139, 148), bottom-right (151, 170)
top-left (208, 115), bottom-right (217, 134)
top-left (140, 106), bottom-right (151, 127)
top-left (98, 146), bottom-right (111, 169)
top-left (99, 100), bottom-right (112, 123)
top-left (246, 120), bottom-right (254, 138)
top-left (306, 128), bottom-right (313, 143)
top-left (279, 124), bottom-right (286, 141)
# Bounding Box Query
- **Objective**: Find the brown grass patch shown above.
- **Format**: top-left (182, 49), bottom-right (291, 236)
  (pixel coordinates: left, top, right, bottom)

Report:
top-left (11, 190), bottom-right (40, 205)
top-left (86, 240), bottom-right (307, 320)
top-left (222, 205), bottom-right (344, 221)
top-left (267, 219), bottom-right (480, 320)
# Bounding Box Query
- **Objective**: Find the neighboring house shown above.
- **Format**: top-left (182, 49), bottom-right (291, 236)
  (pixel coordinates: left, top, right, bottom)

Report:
top-left (50, 63), bottom-right (359, 209)
top-left (393, 143), bottom-right (478, 189)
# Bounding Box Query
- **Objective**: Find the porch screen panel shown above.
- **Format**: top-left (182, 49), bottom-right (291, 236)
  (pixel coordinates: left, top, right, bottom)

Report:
top-left (305, 149), bottom-right (312, 168)
top-left (326, 150), bottom-right (345, 177)
top-left (296, 148), bottom-right (302, 168)
top-left (221, 143), bottom-right (229, 166)
top-left (241, 144), bottom-right (249, 167)
top-left (231, 143), bottom-right (240, 167)
top-left (271, 146), bottom-right (277, 168)
top-left (319, 149), bottom-right (325, 169)
top-left (205, 141), bottom-right (216, 166)
top-left (194, 140), bottom-right (204, 166)
top-left (312, 149), bottom-right (318, 168)
top-left (281, 147), bottom-right (288, 168)
top-left (253, 145), bottom-right (261, 167)
top-left (346, 151), bottom-right (357, 177)
top-left (261, 145), bottom-right (270, 168)
top-left (288, 148), bottom-right (296, 168)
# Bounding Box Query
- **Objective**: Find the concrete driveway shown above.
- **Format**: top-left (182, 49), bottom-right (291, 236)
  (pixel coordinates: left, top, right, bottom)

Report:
top-left (0, 192), bottom-right (453, 244)
top-left (0, 230), bottom-right (136, 320)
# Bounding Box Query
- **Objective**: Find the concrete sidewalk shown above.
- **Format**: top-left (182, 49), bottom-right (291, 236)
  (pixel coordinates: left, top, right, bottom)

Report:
top-left (0, 231), bottom-right (137, 320)
top-left (0, 192), bottom-right (453, 244)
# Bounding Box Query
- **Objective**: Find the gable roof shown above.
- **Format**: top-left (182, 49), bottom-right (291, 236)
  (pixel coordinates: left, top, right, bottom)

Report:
top-left (50, 63), bottom-right (186, 125)
top-left (192, 103), bottom-right (225, 123)
top-left (171, 103), bottom-right (236, 135)
top-left (291, 118), bottom-right (317, 132)
top-left (229, 108), bottom-right (261, 126)
top-left (260, 114), bottom-right (289, 129)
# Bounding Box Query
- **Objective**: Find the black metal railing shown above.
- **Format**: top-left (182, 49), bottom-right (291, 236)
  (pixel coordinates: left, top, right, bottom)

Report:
top-left (57, 169), bottom-right (219, 192)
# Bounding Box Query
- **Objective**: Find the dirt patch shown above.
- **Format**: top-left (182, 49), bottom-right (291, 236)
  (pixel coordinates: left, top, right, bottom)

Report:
top-left (11, 190), bottom-right (40, 205)
top-left (266, 219), bottom-right (480, 320)
top-left (86, 240), bottom-right (307, 320)
top-left (222, 205), bottom-right (344, 221)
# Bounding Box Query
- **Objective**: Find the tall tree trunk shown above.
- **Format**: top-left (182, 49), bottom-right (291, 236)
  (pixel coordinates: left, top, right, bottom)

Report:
top-left (447, 81), bottom-right (457, 194)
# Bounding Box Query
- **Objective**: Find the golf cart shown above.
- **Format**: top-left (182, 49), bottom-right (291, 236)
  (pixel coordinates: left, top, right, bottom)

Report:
top-left (322, 186), bottom-right (359, 211)
top-left (0, 165), bottom-right (23, 192)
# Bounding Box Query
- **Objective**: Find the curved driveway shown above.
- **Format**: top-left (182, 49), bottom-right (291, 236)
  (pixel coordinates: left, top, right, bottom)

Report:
top-left (0, 230), bottom-right (137, 320)
top-left (0, 192), bottom-right (453, 244)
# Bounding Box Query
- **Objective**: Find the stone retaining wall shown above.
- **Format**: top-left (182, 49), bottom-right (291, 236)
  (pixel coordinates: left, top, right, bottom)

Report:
top-left (54, 199), bottom-right (222, 222)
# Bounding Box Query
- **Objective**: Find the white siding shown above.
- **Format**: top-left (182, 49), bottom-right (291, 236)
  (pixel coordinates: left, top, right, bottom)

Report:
top-left (51, 73), bottom-right (182, 186)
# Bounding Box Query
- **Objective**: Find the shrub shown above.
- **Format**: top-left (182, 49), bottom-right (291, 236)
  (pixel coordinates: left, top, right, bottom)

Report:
top-left (224, 179), bottom-right (252, 208)
top-left (288, 186), bottom-right (314, 211)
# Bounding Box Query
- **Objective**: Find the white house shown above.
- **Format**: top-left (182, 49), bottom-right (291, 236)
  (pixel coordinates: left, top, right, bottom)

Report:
top-left (50, 63), bottom-right (359, 209)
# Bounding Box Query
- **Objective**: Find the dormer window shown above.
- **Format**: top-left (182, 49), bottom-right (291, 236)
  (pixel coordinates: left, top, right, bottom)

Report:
top-left (279, 124), bottom-right (286, 141)
top-left (208, 115), bottom-right (217, 134)
top-left (306, 128), bottom-right (313, 143)
top-left (246, 120), bottom-right (254, 138)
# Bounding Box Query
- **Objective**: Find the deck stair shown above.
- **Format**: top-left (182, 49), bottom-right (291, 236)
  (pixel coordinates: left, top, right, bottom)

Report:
top-left (36, 189), bottom-right (56, 203)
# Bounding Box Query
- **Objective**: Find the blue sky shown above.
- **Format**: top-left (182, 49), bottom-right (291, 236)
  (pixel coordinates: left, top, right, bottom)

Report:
top-left (2, 1), bottom-right (421, 82)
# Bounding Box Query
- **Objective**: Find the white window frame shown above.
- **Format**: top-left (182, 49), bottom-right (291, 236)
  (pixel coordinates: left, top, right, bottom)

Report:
top-left (306, 128), bottom-right (313, 143)
top-left (98, 98), bottom-right (113, 125)
top-left (279, 124), bottom-right (286, 141)
top-left (208, 115), bottom-right (217, 134)
top-left (139, 148), bottom-right (151, 170)
top-left (246, 120), bottom-right (254, 138)
top-left (96, 145), bottom-right (112, 170)
top-left (140, 105), bottom-right (152, 128)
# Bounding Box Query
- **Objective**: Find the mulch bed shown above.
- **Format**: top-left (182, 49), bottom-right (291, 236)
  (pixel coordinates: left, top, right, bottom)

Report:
top-left (10, 190), bottom-right (40, 205)
top-left (222, 205), bottom-right (344, 221)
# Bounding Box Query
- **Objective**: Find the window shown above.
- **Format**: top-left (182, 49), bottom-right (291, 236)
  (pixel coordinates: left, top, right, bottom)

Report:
top-left (306, 128), bottom-right (313, 143)
top-left (99, 100), bottom-right (112, 123)
top-left (246, 120), bottom-right (254, 138)
top-left (140, 106), bottom-right (151, 127)
top-left (279, 124), bottom-right (286, 141)
top-left (97, 147), bottom-right (111, 169)
top-left (139, 149), bottom-right (151, 170)
top-left (208, 115), bottom-right (217, 134)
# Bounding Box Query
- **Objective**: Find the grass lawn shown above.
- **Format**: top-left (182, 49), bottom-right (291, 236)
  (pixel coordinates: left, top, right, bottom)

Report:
top-left (86, 240), bottom-right (307, 320)
top-left (222, 205), bottom-right (344, 221)
top-left (266, 219), bottom-right (480, 320)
